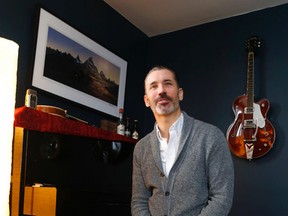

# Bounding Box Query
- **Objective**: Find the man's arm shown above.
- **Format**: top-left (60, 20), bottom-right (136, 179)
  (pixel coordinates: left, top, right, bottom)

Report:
top-left (131, 144), bottom-right (151, 216)
top-left (199, 130), bottom-right (234, 216)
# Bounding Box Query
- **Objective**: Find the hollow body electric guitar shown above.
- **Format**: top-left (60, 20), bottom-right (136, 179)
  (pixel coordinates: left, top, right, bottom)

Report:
top-left (227, 37), bottom-right (275, 160)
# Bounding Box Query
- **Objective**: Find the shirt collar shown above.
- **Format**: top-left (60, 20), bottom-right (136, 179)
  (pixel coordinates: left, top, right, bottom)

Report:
top-left (156, 113), bottom-right (184, 141)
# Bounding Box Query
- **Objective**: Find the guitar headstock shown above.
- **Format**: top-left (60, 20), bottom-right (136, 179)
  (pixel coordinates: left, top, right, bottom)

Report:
top-left (246, 36), bottom-right (261, 53)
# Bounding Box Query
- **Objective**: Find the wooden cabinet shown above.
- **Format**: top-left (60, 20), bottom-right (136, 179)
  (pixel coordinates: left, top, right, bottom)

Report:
top-left (24, 186), bottom-right (57, 216)
top-left (11, 127), bottom-right (24, 216)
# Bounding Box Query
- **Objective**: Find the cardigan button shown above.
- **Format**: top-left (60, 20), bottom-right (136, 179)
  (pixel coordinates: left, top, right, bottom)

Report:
top-left (160, 172), bottom-right (165, 177)
top-left (165, 191), bottom-right (170, 196)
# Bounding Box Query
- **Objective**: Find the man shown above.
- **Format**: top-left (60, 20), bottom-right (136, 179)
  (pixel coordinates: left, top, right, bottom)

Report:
top-left (131, 66), bottom-right (234, 216)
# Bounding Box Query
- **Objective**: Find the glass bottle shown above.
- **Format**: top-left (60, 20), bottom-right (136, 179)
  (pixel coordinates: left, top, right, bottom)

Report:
top-left (132, 119), bottom-right (139, 140)
top-left (117, 108), bottom-right (125, 135)
top-left (124, 117), bottom-right (131, 137)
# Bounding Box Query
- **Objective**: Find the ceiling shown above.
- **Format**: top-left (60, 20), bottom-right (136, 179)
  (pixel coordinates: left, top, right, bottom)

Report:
top-left (104, 0), bottom-right (288, 37)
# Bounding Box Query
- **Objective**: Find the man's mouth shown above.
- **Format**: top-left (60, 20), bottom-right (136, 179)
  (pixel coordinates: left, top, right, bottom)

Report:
top-left (157, 97), bottom-right (171, 105)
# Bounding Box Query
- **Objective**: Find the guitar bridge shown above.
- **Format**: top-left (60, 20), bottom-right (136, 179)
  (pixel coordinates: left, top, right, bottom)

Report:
top-left (244, 138), bottom-right (256, 142)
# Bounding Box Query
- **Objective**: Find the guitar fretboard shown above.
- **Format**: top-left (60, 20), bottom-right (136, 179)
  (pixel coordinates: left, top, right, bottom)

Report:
top-left (246, 51), bottom-right (254, 110)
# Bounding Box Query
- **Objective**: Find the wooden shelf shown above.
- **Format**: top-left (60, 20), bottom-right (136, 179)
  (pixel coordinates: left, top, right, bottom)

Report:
top-left (14, 106), bottom-right (137, 143)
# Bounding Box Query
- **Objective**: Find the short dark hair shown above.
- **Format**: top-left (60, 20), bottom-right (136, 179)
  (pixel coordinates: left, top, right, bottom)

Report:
top-left (144, 65), bottom-right (181, 92)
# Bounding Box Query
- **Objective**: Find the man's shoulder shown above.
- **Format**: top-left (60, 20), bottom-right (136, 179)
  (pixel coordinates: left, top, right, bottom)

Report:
top-left (134, 129), bottom-right (155, 149)
top-left (183, 112), bottom-right (223, 134)
top-left (136, 130), bottom-right (155, 145)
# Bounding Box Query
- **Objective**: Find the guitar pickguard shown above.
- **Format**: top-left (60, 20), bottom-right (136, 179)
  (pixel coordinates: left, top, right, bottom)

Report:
top-left (252, 102), bottom-right (265, 128)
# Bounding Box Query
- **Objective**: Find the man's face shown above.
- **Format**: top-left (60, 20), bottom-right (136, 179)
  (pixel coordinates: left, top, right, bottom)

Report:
top-left (144, 69), bottom-right (183, 116)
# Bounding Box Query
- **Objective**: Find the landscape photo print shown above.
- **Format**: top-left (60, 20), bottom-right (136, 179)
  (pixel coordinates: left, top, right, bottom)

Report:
top-left (32, 8), bottom-right (127, 117)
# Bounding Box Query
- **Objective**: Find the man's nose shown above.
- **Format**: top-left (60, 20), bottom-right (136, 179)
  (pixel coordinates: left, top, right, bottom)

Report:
top-left (158, 85), bottom-right (167, 97)
top-left (157, 84), bottom-right (166, 94)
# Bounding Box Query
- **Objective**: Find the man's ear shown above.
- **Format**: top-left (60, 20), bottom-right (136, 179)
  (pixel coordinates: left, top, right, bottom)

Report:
top-left (144, 95), bottom-right (150, 107)
top-left (179, 88), bottom-right (184, 101)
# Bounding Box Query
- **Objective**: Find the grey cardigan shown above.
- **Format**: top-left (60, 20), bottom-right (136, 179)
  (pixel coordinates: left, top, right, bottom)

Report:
top-left (131, 112), bottom-right (234, 216)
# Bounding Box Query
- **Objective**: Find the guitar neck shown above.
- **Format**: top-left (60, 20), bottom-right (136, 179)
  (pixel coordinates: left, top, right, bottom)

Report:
top-left (246, 51), bottom-right (254, 110)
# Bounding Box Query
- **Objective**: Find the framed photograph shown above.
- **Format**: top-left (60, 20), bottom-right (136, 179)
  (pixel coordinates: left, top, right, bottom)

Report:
top-left (32, 8), bottom-right (127, 117)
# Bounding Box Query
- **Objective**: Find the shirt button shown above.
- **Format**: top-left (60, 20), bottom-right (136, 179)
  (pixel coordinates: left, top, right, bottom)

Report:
top-left (165, 191), bottom-right (170, 196)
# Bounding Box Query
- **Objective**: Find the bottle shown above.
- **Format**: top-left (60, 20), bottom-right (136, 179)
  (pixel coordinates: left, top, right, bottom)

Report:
top-left (25, 89), bottom-right (37, 109)
top-left (132, 119), bottom-right (139, 140)
top-left (117, 108), bottom-right (125, 135)
top-left (124, 117), bottom-right (131, 137)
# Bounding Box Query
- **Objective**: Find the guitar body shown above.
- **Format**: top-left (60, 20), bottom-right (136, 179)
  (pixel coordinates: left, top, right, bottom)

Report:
top-left (227, 95), bottom-right (275, 159)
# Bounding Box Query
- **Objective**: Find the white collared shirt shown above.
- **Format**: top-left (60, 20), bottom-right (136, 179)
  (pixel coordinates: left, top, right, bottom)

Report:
top-left (156, 113), bottom-right (183, 177)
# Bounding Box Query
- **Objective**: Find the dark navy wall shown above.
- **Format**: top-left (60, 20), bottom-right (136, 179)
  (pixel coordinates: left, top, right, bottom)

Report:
top-left (146, 4), bottom-right (288, 216)
top-left (2, 0), bottom-right (288, 215)
top-left (0, 0), bottom-right (147, 126)
top-left (1, 0), bottom-right (147, 215)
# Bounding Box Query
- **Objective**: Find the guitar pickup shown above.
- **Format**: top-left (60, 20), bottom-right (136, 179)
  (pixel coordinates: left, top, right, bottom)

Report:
top-left (244, 107), bottom-right (254, 114)
top-left (243, 119), bottom-right (255, 128)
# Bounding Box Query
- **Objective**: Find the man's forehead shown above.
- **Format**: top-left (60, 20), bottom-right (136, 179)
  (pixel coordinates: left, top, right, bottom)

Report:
top-left (145, 69), bottom-right (174, 83)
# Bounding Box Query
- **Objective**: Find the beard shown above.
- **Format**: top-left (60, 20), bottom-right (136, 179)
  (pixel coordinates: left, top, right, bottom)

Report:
top-left (152, 92), bottom-right (180, 115)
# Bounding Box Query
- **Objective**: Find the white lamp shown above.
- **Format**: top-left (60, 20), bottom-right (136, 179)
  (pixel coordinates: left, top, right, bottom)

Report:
top-left (0, 37), bottom-right (19, 216)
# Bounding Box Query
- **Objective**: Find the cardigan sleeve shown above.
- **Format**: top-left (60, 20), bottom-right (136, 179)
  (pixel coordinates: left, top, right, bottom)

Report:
top-left (198, 128), bottom-right (234, 216)
top-left (131, 142), bottom-right (152, 216)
